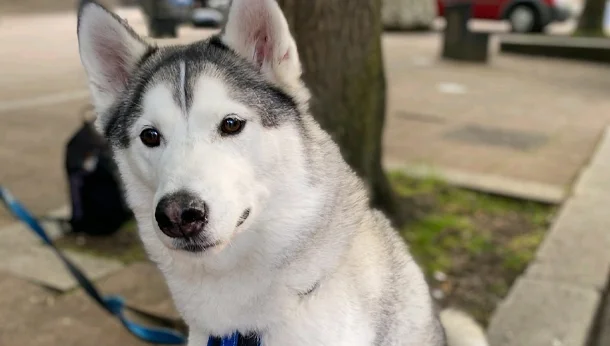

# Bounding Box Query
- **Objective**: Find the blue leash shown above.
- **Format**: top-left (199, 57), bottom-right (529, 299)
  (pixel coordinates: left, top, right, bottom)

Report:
top-left (0, 186), bottom-right (254, 346)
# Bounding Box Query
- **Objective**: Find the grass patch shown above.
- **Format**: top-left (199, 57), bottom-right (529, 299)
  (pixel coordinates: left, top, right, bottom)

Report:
top-left (55, 220), bottom-right (148, 264)
top-left (390, 172), bottom-right (556, 325)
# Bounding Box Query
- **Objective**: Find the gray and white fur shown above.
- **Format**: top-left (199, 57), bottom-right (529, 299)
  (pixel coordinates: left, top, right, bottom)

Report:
top-left (76, 0), bottom-right (489, 345)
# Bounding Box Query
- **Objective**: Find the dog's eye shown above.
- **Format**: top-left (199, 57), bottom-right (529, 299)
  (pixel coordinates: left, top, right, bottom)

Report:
top-left (220, 116), bottom-right (245, 136)
top-left (140, 128), bottom-right (161, 147)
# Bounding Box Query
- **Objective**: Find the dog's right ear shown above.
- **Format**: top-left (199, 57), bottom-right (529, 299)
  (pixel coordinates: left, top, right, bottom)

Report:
top-left (77, 0), bottom-right (152, 127)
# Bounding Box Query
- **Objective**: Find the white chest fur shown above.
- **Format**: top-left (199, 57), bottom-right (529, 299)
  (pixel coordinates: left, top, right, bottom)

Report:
top-left (166, 265), bottom-right (376, 346)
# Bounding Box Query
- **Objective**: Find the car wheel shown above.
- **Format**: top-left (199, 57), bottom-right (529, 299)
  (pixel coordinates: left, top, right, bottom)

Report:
top-left (508, 4), bottom-right (540, 33)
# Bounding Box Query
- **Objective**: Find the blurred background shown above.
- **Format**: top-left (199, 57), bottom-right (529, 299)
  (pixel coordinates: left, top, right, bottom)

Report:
top-left (0, 0), bottom-right (609, 345)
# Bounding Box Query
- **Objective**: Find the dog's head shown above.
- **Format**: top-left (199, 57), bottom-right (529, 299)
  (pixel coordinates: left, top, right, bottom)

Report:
top-left (77, 0), bottom-right (318, 266)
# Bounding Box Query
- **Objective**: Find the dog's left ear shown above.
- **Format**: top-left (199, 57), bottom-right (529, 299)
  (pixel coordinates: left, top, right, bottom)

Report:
top-left (221, 0), bottom-right (302, 87)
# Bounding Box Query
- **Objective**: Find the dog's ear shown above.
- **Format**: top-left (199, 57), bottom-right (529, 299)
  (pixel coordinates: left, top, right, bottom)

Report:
top-left (221, 0), bottom-right (302, 87)
top-left (77, 0), bottom-right (151, 125)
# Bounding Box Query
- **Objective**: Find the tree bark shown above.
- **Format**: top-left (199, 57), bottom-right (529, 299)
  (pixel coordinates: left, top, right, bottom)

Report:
top-left (277, 0), bottom-right (400, 225)
top-left (576, 0), bottom-right (607, 36)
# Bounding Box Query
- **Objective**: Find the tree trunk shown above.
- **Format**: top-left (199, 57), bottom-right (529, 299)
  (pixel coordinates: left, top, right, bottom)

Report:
top-left (277, 0), bottom-right (400, 225)
top-left (576, 0), bottom-right (607, 36)
top-left (381, 0), bottom-right (436, 31)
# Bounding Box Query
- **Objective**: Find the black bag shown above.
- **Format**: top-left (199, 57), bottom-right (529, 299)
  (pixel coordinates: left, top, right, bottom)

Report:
top-left (64, 108), bottom-right (132, 236)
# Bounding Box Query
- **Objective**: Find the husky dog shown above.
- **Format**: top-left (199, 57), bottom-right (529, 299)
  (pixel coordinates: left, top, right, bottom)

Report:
top-left (76, 0), bottom-right (488, 345)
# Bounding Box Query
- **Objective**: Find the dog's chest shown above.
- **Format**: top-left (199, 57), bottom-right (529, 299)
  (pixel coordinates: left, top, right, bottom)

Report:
top-left (260, 290), bottom-right (377, 346)
top-left (167, 270), bottom-right (289, 334)
top-left (163, 261), bottom-right (379, 346)
top-left (169, 274), bottom-right (376, 346)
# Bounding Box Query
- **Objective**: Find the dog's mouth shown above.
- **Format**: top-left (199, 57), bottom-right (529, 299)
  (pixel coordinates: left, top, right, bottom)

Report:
top-left (170, 208), bottom-right (251, 253)
top-left (173, 239), bottom-right (222, 253)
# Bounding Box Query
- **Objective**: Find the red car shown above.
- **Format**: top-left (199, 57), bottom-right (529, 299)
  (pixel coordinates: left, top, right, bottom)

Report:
top-left (437, 0), bottom-right (573, 33)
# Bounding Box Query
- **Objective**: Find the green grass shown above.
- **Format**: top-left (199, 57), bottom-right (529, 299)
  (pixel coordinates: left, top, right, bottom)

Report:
top-left (404, 214), bottom-right (472, 275)
top-left (389, 172), bottom-right (556, 323)
top-left (391, 172), bottom-right (552, 273)
top-left (502, 231), bottom-right (545, 271)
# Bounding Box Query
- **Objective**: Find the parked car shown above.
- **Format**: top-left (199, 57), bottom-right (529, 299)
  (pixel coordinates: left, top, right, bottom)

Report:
top-left (437, 0), bottom-right (573, 33)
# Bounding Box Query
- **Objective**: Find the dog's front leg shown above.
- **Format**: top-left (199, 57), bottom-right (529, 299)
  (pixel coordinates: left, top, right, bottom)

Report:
top-left (187, 331), bottom-right (209, 346)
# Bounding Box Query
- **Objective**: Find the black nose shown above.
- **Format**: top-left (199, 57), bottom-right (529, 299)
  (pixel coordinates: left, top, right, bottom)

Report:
top-left (155, 191), bottom-right (208, 238)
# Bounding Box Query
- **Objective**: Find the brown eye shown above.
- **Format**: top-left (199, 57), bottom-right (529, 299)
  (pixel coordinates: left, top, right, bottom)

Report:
top-left (220, 116), bottom-right (245, 135)
top-left (140, 128), bottom-right (161, 147)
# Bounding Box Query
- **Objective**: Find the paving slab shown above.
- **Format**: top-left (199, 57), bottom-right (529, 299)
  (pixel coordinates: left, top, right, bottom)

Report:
top-left (0, 272), bottom-right (58, 336)
top-left (0, 283), bottom-right (153, 346)
top-left (0, 216), bottom-right (69, 250)
top-left (442, 123), bottom-right (550, 151)
top-left (0, 222), bottom-right (49, 249)
top-left (0, 262), bottom-right (182, 346)
top-left (488, 277), bottom-right (600, 346)
top-left (0, 245), bottom-right (123, 292)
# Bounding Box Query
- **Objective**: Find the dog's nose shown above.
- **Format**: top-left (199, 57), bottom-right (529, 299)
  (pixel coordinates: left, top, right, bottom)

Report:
top-left (155, 191), bottom-right (208, 238)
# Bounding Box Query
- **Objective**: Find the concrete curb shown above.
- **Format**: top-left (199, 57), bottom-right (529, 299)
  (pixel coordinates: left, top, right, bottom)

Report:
top-left (383, 161), bottom-right (566, 204)
top-left (487, 125), bottom-right (610, 346)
